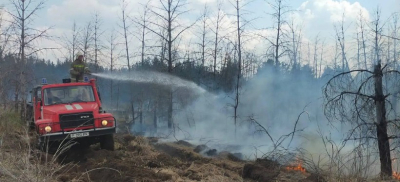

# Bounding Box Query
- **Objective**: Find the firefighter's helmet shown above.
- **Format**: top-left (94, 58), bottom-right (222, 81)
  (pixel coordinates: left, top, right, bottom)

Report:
top-left (76, 52), bottom-right (84, 59)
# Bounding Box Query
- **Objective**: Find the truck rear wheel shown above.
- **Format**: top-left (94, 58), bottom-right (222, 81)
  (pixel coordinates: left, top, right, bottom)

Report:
top-left (100, 134), bottom-right (114, 151)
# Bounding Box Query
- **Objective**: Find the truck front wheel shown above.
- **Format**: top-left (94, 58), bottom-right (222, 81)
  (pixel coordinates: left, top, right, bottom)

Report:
top-left (100, 134), bottom-right (114, 151)
top-left (36, 137), bottom-right (58, 154)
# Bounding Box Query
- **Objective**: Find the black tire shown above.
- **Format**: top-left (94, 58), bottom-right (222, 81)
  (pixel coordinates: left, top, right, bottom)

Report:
top-left (27, 120), bottom-right (35, 130)
top-left (36, 136), bottom-right (53, 153)
top-left (100, 134), bottom-right (114, 151)
top-left (26, 105), bottom-right (34, 129)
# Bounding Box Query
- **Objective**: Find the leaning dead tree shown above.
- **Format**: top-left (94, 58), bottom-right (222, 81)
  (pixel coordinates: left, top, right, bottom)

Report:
top-left (324, 9), bottom-right (396, 179)
top-left (324, 60), bottom-right (397, 178)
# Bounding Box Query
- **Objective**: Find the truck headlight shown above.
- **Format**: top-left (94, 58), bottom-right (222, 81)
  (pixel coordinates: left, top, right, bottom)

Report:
top-left (45, 126), bottom-right (52, 132)
top-left (101, 120), bottom-right (108, 126)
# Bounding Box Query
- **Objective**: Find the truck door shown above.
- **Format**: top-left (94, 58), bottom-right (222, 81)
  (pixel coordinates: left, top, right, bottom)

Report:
top-left (33, 87), bottom-right (42, 121)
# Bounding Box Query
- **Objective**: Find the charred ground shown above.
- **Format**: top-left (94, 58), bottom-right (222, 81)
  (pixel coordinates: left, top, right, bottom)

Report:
top-left (0, 127), bottom-right (315, 182)
top-left (54, 134), bottom-right (313, 182)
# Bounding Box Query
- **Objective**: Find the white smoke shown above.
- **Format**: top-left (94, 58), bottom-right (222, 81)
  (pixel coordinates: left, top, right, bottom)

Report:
top-left (95, 68), bottom-right (382, 176)
top-left (169, 67), bottom-right (382, 176)
top-left (170, 67), bottom-right (328, 159)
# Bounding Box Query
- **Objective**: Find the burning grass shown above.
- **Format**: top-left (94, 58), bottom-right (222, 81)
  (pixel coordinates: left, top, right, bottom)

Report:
top-left (286, 163), bottom-right (307, 173)
top-left (394, 171), bottom-right (400, 180)
top-left (285, 157), bottom-right (307, 173)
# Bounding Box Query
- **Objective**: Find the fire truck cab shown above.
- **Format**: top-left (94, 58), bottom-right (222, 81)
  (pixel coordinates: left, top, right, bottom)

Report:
top-left (28, 78), bottom-right (116, 151)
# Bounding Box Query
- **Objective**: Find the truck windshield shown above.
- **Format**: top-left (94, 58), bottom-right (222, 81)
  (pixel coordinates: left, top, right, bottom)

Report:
top-left (44, 86), bottom-right (95, 105)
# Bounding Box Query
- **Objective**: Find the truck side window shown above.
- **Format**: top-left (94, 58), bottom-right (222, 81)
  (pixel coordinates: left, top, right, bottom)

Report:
top-left (37, 90), bottom-right (42, 102)
top-left (29, 91), bottom-right (33, 104)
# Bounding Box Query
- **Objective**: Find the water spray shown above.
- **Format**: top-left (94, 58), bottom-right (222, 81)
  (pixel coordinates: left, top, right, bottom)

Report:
top-left (92, 71), bottom-right (206, 94)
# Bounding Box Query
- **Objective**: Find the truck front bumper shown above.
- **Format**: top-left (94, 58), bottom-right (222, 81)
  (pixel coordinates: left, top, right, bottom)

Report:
top-left (39, 127), bottom-right (116, 142)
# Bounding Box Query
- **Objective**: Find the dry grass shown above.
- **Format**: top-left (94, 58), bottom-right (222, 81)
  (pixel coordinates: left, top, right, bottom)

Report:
top-left (186, 162), bottom-right (243, 182)
top-left (0, 111), bottom-right (72, 182)
top-left (297, 147), bottom-right (400, 182)
top-left (151, 141), bottom-right (248, 182)
top-left (3, 111), bottom-right (366, 182)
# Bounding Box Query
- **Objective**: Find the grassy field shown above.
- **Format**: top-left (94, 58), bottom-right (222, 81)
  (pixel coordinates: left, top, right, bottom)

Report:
top-left (0, 110), bottom-right (398, 182)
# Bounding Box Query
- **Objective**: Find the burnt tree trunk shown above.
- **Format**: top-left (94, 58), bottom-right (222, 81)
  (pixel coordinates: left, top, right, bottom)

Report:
top-left (374, 61), bottom-right (392, 178)
top-left (153, 104), bottom-right (157, 133)
top-left (168, 90), bottom-right (173, 129)
top-left (139, 101), bottom-right (143, 132)
top-left (274, 0), bottom-right (281, 66)
top-left (167, 0), bottom-right (173, 130)
top-left (234, 0), bottom-right (243, 137)
top-left (130, 101), bottom-right (135, 133)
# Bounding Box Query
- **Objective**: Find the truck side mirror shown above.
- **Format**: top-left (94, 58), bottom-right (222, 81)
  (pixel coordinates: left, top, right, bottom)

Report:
top-left (37, 98), bottom-right (42, 106)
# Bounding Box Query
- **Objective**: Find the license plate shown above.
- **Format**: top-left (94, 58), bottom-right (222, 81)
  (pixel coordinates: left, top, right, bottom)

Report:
top-left (70, 132), bottom-right (89, 138)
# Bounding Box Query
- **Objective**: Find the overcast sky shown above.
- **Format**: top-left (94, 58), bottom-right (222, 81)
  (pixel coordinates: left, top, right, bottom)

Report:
top-left (1, 0), bottom-right (399, 69)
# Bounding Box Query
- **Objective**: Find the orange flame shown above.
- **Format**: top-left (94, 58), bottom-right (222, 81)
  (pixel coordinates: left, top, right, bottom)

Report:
top-left (286, 157), bottom-right (307, 173)
top-left (286, 163), bottom-right (306, 173)
top-left (394, 171), bottom-right (400, 180)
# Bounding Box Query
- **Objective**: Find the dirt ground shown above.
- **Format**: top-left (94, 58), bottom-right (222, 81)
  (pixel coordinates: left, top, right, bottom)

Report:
top-left (0, 114), bottom-right (396, 182)
top-left (47, 134), bottom-right (314, 182)
top-left (4, 133), bottom-right (400, 182)
top-left (0, 130), bottom-right (319, 182)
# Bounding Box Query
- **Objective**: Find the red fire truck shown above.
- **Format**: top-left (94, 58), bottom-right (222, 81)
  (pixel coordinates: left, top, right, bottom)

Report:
top-left (27, 78), bottom-right (116, 151)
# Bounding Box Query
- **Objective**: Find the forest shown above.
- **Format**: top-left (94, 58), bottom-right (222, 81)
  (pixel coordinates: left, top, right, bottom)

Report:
top-left (1, 0), bottom-right (400, 180)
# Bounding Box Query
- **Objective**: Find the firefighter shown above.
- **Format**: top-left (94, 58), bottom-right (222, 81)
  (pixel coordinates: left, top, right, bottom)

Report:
top-left (70, 52), bottom-right (91, 82)
top-left (46, 90), bottom-right (62, 105)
